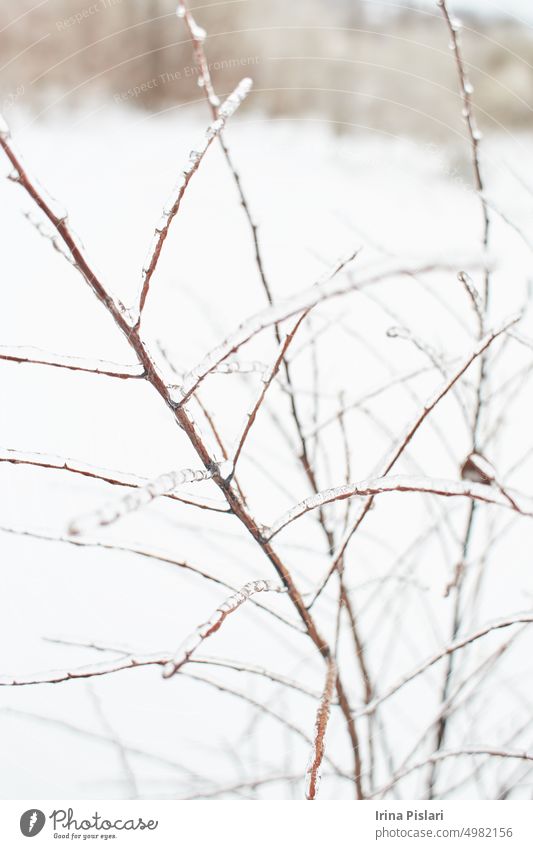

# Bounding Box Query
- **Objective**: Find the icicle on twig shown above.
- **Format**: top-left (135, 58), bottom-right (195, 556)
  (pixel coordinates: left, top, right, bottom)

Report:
top-left (232, 311), bottom-right (309, 468)
top-left (68, 465), bottom-right (217, 536)
top-left (0, 447), bottom-right (229, 513)
top-left (163, 580), bottom-right (287, 678)
top-left (0, 112), bottom-right (136, 328)
top-left (305, 657), bottom-right (336, 800)
top-left (137, 77), bottom-right (253, 321)
top-left (23, 210), bottom-right (75, 265)
top-left (457, 271), bottom-right (483, 333)
top-left (0, 345), bottom-right (144, 379)
top-left (267, 474), bottom-right (533, 540)
top-left (174, 254), bottom-right (472, 405)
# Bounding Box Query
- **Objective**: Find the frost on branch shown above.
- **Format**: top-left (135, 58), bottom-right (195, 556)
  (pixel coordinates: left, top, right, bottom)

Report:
top-left (68, 466), bottom-right (215, 536)
top-left (138, 78), bottom-right (253, 317)
top-left (267, 475), bottom-right (533, 540)
top-left (163, 580), bottom-right (286, 678)
top-left (305, 658), bottom-right (336, 800)
top-left (176, 255), bottom-right (474, 403)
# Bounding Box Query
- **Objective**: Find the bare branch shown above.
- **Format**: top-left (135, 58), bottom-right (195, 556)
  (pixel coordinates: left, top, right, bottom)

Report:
top-left (305, 657), bottom-right (336, 800)
top-left (355, 613), bottom-right (533, 719)
top-left (268, 476), bottom-right (533, 540)
top-left (137, 77), bottom-right (253, 321)
top-left (372, 747), bottom-right (533, 799)
top-left (313, 312), bottom-right (520, 595)
top-left (68, 464), bottom-right (219, 536)
top-left (0, 346), bottom-right (144, 379)
top-left (176, 1), bottom-right (274, 305)
top-left (175, 257), bottom-right (469, 405)
top-left (0, 448), bottom-right (228, 513)
top-left (163, 580), bottom-right (287, 679)
top-left (0, 523), bottom-right (302, 633)
top-left (232, 311), bottom-right (309, 468)
top-left (438, 0), bottom-right (490, 302)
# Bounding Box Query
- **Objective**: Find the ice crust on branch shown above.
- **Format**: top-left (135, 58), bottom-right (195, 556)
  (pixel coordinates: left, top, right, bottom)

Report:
top-left (0, 345), bottom-right (143, 378)
top-left (163, 580), bottom-right (286, 678)
top-left (68, 466), bottom-right (216, 535)
top-left (138, 78), bottom-right (252, 317)
top-left (0, 448), bottom-right (229, 513)
top-left (267, 475), bottom-right (533, 540)
top-left (305, 658), bottom-right (336, 800)
top-left (176, 254), bottom-right (472, 403)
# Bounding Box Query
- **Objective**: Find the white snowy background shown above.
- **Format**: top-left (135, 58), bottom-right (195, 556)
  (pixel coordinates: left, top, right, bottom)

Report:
top-left (0, 0), bottom-right (532, 800)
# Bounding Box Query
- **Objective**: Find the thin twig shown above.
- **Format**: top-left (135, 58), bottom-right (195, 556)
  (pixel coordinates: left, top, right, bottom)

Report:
top-left (305, 657), bottom-right (336, 800)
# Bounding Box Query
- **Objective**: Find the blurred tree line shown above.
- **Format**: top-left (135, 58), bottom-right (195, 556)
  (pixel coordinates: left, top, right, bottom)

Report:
top-left (0, 0), bottom-right (532, 137)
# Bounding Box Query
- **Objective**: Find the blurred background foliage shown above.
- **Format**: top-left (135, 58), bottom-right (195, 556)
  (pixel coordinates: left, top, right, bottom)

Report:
top-left (0, 0), bottom-right (532, 138)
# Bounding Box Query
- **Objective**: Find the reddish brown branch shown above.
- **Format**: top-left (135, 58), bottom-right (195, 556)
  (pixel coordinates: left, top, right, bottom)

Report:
top-left (305, 657), bottom-right (336, 800)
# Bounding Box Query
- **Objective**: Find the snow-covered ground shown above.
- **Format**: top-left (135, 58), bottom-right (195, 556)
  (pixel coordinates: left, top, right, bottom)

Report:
top-left (0, 104), bottom-right (532, 799)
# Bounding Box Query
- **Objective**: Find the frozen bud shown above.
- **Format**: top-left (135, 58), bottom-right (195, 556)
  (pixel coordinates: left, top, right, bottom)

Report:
top-left (190, 20), bottom-right (206, 42)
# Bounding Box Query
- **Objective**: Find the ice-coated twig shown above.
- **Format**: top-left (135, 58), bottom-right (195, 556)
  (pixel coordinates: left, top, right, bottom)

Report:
top-left (0, 653), bottom-right (170, 686)
top-left (68, 465), bottom-right (218, 535)
top-left (175, 258), bottom-right (466, 405)
top-left (457, 270), bottom-right (483, 333)
top-left (371, 747), bottom-right (533, 799)
top-left (0, 522), bottom-right (301, 633)
top-left (176, 0), bottom-right (276, 308)
top-left (387, 325), bottom-right (470, 427)
top-left (353, 613), bottom-right (533, 720)
top-left (310, 312), bottom-right (521, 601)
top-left (6, 632), bottom-right (324, 699)
top-left (137, 77), bottom-right (253, 321)
top-left (267, 475), bottom-right (533, 540)
top-left (176, 3), bottom-right (218, 108)
top-left (232, 311), bottom-right (309, 467)
top-left (305, 657), bottom-right (336, 800)
top-left (163, 580), bottom-right (287, 679)
top-left (0, 448), bottom-right (228, 513)
top-left (23, 210), bottom-right (75, 264)
top-left (0, 115), bottom-right (135, 328)
top-left (0, 346), bottom-right (144, 379)
top-left (437, 0), bottom-right (490, 303)
top-left (0, 103), bottom-right (361, 789)
top-left (0, 707), bottom-right (199, 778)
top-left (185, 671), bottom-right (349, 779)
top-left (303, 364), bottom-right (442, 441)
top-left (385, 630), bottom-right (523, 793)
